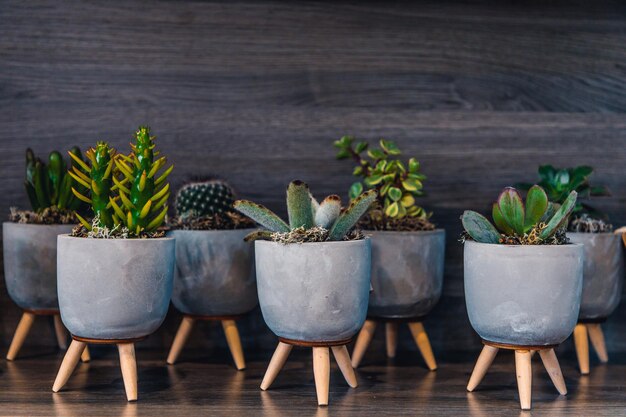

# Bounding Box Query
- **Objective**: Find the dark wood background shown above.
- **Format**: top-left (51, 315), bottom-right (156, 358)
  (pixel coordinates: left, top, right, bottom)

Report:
top-left (1, 0), bottom-right (625, 357)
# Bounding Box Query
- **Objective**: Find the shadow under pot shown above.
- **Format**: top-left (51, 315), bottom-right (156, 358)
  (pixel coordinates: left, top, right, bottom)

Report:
top-left (567, 232), bottom-right (625, 374)
top-left (2, 222), bottom-right (75, 360)
top-left (351, 229), bottom-right (445, 370)
top-left (464, 241), bottom-right (583, 410)
top-left (255, 238), bottom-right (371, 406)
top-left (166, 228), bottom-right (257, 370)
top-left (52, 234), bottom-right (175, 401)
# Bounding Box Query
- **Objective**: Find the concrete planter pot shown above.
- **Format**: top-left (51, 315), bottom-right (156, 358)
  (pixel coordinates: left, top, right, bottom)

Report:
top-left (3, 222), bottom-right (74, 311)
top-left (165, 228), bottom-right (257, 369)
top-left (255, 238), bottom-right (371, 343)
top-left (464, 240), bottom-right (583, 346)
top-left (57, 235), bottom-right (175, 340)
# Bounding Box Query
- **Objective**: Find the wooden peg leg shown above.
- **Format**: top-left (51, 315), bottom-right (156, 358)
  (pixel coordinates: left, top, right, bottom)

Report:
top-left (222, 320), bottom-right (246, 370)
top-left (166, 316), bottom-right (195, 365)
top-left (573, 323), bottom-right (590, 374)
top-left (331, 345), bottom-right (357, 388)
top-left (467, 345), bottom-right (499, 391)
top-left (385, 322), bottom-right (398, 358)
top-left (539, 348), bottom-right (567, 395)
top-left (515, 350), bottom-right (532, 410)
top-left (587, 323), bottom-right (608, 363)
top-left (351, 320), bottom-right (376, 368)
top-left (408, 322), bottom-right (437, 370)
top-left (53, 315), bottom-right (68, 350)
top-left (118, 343), bottom-right (138, 402)
top-left (52, 340), bottom-right (87, 392)
top-left (313, 347), bottom-right (330, 406)
top-left (260, 342), bottom-right (292, 390)
top-left (81, 346), bottom-right (91, 363)
top-left (6, 311), bottom-right (36, 360)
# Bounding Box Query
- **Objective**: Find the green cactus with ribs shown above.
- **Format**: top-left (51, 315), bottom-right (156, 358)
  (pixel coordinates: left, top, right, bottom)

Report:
top-left (69, 126), bottom-right (173, 236)
top-left (234, 180), bottom-right (377, 242)
top-left (175, 180), bottom-right (235, 218)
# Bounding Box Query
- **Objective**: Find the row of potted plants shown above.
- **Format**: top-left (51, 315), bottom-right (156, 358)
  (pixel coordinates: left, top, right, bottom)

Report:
top-left (2, 130), bottom-right (625, 409)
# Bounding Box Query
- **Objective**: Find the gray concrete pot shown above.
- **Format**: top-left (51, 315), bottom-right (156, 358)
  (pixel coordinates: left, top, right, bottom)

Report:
top-left (368, 229), bottom-right (445, 318)
top-left (168, 229), bottom-right (257, 316)
top-left (255, 238), bottom-right (371, 343)
top-left (57, 235), bottom-right (175, 340)
top-left (3, 222), bottom-right (74, 311)
top-left (464, 241), bottom-right (583, 346)
top-left (568, 232), bottom-right (625, 321)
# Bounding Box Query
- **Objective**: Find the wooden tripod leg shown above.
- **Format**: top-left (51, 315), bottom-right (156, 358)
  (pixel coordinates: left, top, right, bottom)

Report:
top-left (313, 347), bottom-right (330, 406)
top-left (81, 346), bottom-right (91, 363)
top-left (408, 322), bottom-right (437, 371)
top-left (587, 323), bottom-right (608, 363)
top-left (351, 320), bottom-right (376, 368)
top-left (385, 322), bottom-right (398, 358)
top-left (166, 316), bottom-right (195, 365)
top-left (222, 320), bottom-right (246, 370)
top-left (539, 348), bottom-right (567, 395)
top-left (6, 312), bottom-right (36, 360)
top-left (331, 345), bottom-right (357, 388)
top-left (52, 340), bottom-right (87, 392)
top-left (467, 345), bottom-right (499, 391)
top-left (573, 323), bottom-right (590, 374)
top-left (515, 350), bottom-right (532, 410)
top-left (260, 342), bottom-right (292, 390)
top-left (53, 315), bottom-right (68, 350)
top-left (118, 343), bottom-right (138, 402)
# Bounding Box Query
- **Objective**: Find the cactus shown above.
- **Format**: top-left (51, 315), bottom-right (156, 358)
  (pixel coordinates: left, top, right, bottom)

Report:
top-left (70, 126), bottom-right (173, 236)
top-left (234, 180), bottom-right (376, 242)
top-left (175, 179), bottom-right (235, 218)
top-left (462, 185), bottom-right (577, 245)
top-left (24, 147), bottom-right (89, 216)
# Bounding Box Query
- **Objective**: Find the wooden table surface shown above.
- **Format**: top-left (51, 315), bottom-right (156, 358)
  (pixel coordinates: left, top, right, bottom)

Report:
top-left (1, 343), bottom-right (624, 416)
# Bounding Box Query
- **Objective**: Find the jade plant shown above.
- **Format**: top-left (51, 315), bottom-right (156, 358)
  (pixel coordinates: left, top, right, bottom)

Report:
top-left (69, 126), bottom-right (173, 237)
top-left (462, 185), bottom-right (577, 245)
top-left (518, 165), bottom-right (611, 232)
top-left (170, 179), bottom-right (254, 230)
top-left (234, 180), bottom-right (377, 243)
top-left (334, 136), bottom-right (434, 231)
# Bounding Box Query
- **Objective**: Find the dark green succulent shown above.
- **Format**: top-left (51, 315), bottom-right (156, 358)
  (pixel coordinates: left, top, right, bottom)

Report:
top-left (175, 179), bottom-right (235, 218)
top-left (462, 185), bottom-right (577, 245)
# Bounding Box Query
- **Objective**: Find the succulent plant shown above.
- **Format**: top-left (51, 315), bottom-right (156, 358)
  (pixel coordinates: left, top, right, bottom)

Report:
top-left (233, 180), bottom-right (377, 242)
top-left (461, 185), bottom-right (577, 245)
top-left (175, 179), bottom-right (235, 218)
top-left (517, 165), bottom-right (609, 220)
top-left (24, 147), bottom-right (89, 215)
top-left (334, 136), bottom-right (430, 223)
top-left (69, 126), bottom-right (173, 236)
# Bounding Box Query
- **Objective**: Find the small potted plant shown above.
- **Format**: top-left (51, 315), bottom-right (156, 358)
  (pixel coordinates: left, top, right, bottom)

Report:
top-left (334, 137), bottom-right (444, 370)
top-left (234, 180), bottom-right (376, 406)
top-left (462, 186), bottom-right (582, 410)
top-left (166, 179), bottom-right (257, 370)
top-left (51, 126), bottom-right (175, 402)
top-left (519, 165), bottom-right (624, 374)
top-left (3, 147), bottom-right (91, 361)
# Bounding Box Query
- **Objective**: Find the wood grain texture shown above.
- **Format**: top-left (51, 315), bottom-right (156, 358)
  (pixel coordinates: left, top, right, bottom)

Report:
top-left (1, 0), bottom-right (626, 355)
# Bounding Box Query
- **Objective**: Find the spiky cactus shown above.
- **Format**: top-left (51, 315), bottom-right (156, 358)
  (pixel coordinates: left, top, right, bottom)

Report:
top-left (69, 126), bottom-right (173, 236)
top-left (24, 147), bottom-right (89, 215)
top-left (175, 180), bottom-right (235, 218)
top-left (234, 180), bottom-right (377, 242)
top-left (461, 185), bottom-right (577, 245)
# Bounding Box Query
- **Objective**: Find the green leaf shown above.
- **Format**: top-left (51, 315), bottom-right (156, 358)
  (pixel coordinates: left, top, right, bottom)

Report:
top-left (408, 158), bottom-right (420, 173)
top-left (572, 166), bottom-right (593, 178)
top-left (375, 160), bottom-right (387, 172)
top-left (379, 139), bottom-right (401, 155)
top-left (492, 203), bottom-right (515, 235)
top-left (355, 141), bottom-right (368, 153)
top-left (352, 166), bottom-right (363, 176)
top-left (385, 201), bottom-right (400, 217)
top-left (388, 187), bottom-right (402, 201)
top-left (402, 178), bottom-right (421, 191)
top-left (538, 165), bottom-right (556, 182)
top-left (286, 180), bottom-right (314, 229)
top-left (364, 175), bottom-right (384, 186)
top-left (367, 149), bottom-right (386, 160)
top-left (539, 190), bottom-right (578, 240)
top-left (349, 182), bottom-right (363, 199)
top-left (555, 170), bottom-right (570, 186)
top-left (524, 185), bottom-right (548, 232)
top-left (234, 200), bottom-right (290, 233)
top-left (380, 182), bottom-right (391, 196)
top-left (335, 149), bottom-right (350, 159)
top-left (497, 187), bottom-right (525, 236)
top-left (328, 190), bottom-right (377, 240)
top-left (400, 193), bottom-right (415, 207)
top-left (462, 210), bottom-right (501, 244)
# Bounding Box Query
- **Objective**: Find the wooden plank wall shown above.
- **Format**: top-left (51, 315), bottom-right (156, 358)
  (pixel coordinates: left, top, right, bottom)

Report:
top-left (1, 0), bottom-right (625, 355)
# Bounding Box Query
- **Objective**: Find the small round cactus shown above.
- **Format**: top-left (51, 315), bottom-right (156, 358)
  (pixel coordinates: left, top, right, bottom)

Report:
top-left (175, 180), bottom-right (236, 218)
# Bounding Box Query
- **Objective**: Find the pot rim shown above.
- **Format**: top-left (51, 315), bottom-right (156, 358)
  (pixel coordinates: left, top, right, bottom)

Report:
top-left (567, 231), bottom-right (622, 237)
top-left (3, 221), bottom-right (76, 228)
top-left (364, 228), bottom-right (445, 235)
top-left (58, 233), bottom-right (174, 242)
top-left (464, 240), bottom-right (583, 251)
top-left (167, 227), bottom-right (257, 234)
top-left (255, 236), bottom-right (370, 247)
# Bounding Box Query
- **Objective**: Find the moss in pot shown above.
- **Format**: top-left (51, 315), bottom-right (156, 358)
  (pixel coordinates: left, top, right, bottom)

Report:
top-left (234, 180), bottom-right (376, 406)
top-left (166, 179), bottom-right (257, 370)
top-left (519, 165), bottom-right (624, 374)
top-left (462, 185), bottom-right (582, 410)
top-left (52, 127), bottom-right (175, 401)
top-left (334, 137), bottom-right (444, 370)
top-left (3, 147), bottom-right (93, 361)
